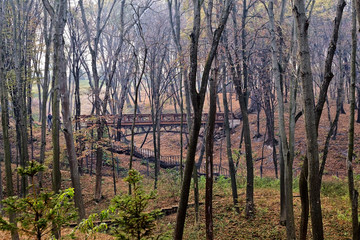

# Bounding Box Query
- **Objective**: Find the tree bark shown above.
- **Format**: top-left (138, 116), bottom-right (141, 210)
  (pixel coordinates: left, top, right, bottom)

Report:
top-left (296, 1), bottom-right (346, 238)
top-left (173, 0), bottom-right (232, 237)
top-left (355, 0), bottom-right (360, 32)
top-left (225, 32), bottom-right (254, 218)
top-left (43, 0), bottom-right (86, 220)
top-left (267, 1), bottom-right (295, 237)
top-left (39, 12), bottom-right (52, 188)
top-left (333, 50), bottom-right (346, 140)
top-left (293, 1), bottom-right (324, 238)
top-left (205, 74), bottom-right (217, 240)
top-left (222, 58), bottom-right (239, 214)
top-left (50, 7), bottom-right (62, 193)
top-left (9, 0), bottom-right (29, 198)
top-left (348, 2), bottom-right (359, 239)
top-left (129, 48), bottom-right (148, 194)
top-left (0, 5), bottom-right (19, 237)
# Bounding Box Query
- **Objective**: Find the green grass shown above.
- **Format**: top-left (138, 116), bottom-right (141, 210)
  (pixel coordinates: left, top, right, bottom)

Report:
top-left (321, 177), bottom-right (348, 197)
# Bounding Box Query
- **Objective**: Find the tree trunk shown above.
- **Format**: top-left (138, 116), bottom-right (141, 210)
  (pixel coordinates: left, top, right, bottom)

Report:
top-left (235, 83), bottom-right (254, 217)
top-left (0, 7), bottom-right (19, 237)
top-left (78, 0), bottom-right (117, 201)
top-left (205, 74), bottom-right (217, 240)
top-left (293, 1), bottom-right (324, 238)
top-left (116, 80), bottom-right (129, 141)
top-left (296, 1), bottom-right (346, 238)
top-left (348, 2), bottom-right (359, 239)
top-left (0, 156), bottom-right (2, 212)
top-left (267, 1), bottom-right (295, 237)
top-left (357, 85), bottom-right (360, 123)
top-left (9, 0), bottom-right (29, 197)
top-left (43, 0), bottom-right (86, 221)
top-left (129, 48), bottom-right (147, 194)
top-left (49, 4), bottom-right (62, 193)
top-left (39, 12), bottom-right (52, 188)
top-left (333, 50), bottom-right (346, 140)
top-left (288, 39), bottom-right (298, 240)
top-left (173, 0), bottom-right (231, 237)
top-left (221, 51), bottom-right (239, 214)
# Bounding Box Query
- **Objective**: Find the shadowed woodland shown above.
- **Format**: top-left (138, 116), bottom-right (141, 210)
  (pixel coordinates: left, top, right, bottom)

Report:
top-left (1, 0), bottom-right (360, 239)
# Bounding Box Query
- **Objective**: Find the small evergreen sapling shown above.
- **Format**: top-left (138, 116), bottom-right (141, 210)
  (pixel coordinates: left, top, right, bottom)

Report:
top-left (78, 169), bottom-right (162, 239)
top-left (0, 161), bottom-right (77, 240)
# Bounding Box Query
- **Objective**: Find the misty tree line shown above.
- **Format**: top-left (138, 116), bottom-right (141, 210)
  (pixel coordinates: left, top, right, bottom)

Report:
top-left (0, 0), bottom-right (360, 239)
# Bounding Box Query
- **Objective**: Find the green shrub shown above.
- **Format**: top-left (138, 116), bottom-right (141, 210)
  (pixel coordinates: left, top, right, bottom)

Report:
top-left (0, 161), bottom-right (77, 240)
top-left (254, 176), bottom-right (280, 189)
top-left (198, 175), bottom-right (206, 190)
top-left (213, 175), bottom-right (231, 196)
top-left (321, 178), bottom-right (348, 197)
top-left (78, 169), bottom-right (162, 239)
top-left (160, 169), bottom-right (181, 198)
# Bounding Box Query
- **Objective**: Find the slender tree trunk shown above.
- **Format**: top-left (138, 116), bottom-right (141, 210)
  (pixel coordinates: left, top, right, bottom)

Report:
top-left (0, 8), bottom-right (19, 237)
top-left (78, 0), bottom-right (117, 201)
top-left (296, 1), bottom-right (346, 238)
top-left (355, 0), bottom-right (360, 32)
top-left (174, 0), bottom-right (231, 237)
top-left (294, 1), bottom-right (324, 238)
top-left (9, 0), bottom-right (29, 197)
top-left (39, 12), bottom-right (52, 188)
top-left (235, 84), bottom-right (254, 217)
top-left (205, 74), bottom-right (217, 240)
top-left (357, 86), bottom-right (360, 123)
top-left (193, 159), bottom-right (200, 222)
top-left (348, 3), bottom-right (359, 239)
top-left (0, 156), bottom-right (2, 212)
top-left (116, 80), bottom-right (129, 141)
top-left (299, 156), bottom-right (309, 240)
top-left (333, 50), bottom-right (345, 139)
top-left (180, 71), bottom-right (184, 182)
top-left (267, 1), bottom-right (295, 236)
top-left (239, 0), bottom-right (254, 218)
top-left (43, 0), bottom-right (86, 221)
top-left (129, 49), bottom-right (147, 194)
top-left (222, 56), bottom-right (239, 214)
top-left (50, 8), bottom-right (61, 193)
top-left (156, 111), bottom-right (161, 187)
top-left (287, 43), bottom-right (298, 240)
top-left (279, 144), bottom-right (286, 225)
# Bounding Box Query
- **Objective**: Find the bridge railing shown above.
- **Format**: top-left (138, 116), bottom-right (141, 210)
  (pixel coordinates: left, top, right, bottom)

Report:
top-left (78, 112), bottom-right (233, 128)
top-left (198, 164), bottom-right (230, 178)
top-left (133, 145), bottom-right (230, 177)
top-left (84, 137), bottom-right (231, 178)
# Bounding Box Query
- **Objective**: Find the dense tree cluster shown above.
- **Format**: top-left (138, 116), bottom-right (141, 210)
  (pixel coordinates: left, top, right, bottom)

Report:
top-left (0, 0), bottom-right (360, 239)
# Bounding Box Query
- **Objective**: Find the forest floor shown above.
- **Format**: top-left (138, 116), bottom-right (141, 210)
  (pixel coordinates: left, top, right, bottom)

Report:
top-left (1, 96), bottom-right (360, 239)
top-left (0, 167), bottom-right (354, 239)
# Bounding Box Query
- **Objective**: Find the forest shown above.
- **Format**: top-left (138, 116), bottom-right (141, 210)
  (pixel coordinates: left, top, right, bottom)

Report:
top-left (0, 0), bottom-right (360, 239)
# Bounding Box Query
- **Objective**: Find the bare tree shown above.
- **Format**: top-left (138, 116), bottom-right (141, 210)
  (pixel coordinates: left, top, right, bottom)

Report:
top-left (0, 3), bottom-right (20, 239)
top-left (295, 1), bottom-right (346, 238)
top-left (227, 0), bottom-right (255, 217)
top-left (173, 0), bottom-right (232, 237)
top-left (266, 1), bottom-right (295, 237)
top-left (221, 47), bottom-right (239, 213)
top-left (8, 0), bottom-right (31, 197)
top-left (42, 0), bottom-right (86, 220)
top-left (38, 11), bottom-right (52, 188)
top-left (79, 0), bottom-right (117, 201)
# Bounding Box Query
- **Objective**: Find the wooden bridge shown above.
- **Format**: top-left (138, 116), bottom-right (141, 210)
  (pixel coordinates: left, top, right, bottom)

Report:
top-left (74, 112), bottom-right (236, 177)
top-left (78, 112), bottom-right (236, 129)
